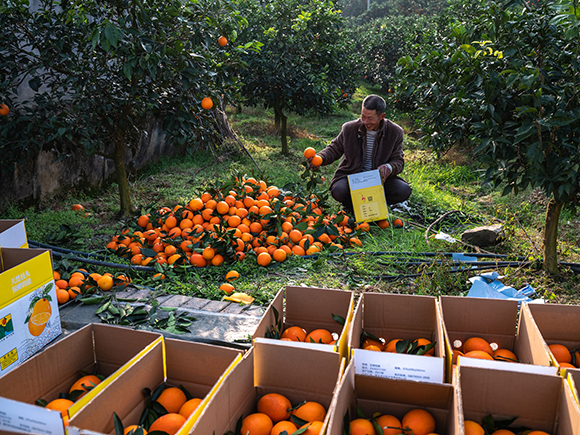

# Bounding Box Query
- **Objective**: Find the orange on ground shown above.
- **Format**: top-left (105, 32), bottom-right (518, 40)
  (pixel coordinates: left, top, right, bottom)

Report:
top-left (463, 337), bottom-right (493, 356)
top-left (299, 421), bottom-right (323, 435)
top-left (157, 387), bottom-right (187, 413)
top-left (72, 204), bottom-right (84, 212)
top-left (350, 418), bottom-right (375, 435)
top-left (68, 287), bottom-right (81, 299)
top-left (226, 270), bottom-right (240, 281)
top-left (220, 283), bottom-right (235, 295)
top-left (257, 393), bottom-right (292, 423)
top-left (148, 413), bottom-right (186, 435)
top-left (375, 414), bottom-right (402, 435)
top-left (271, 420), bottom-right (298, 435)
top-left (401, 408), bottom-right (436, 435)
top-left (240, 412), bottom-right (273, 435)
top-left (393, 218), bottom-right (404, 228)
top-left (98, 275), bottom-right (114, 291)
top-left (464, 420), bottom-right (484, 435)
top-left (56, 289), bottom-right (70, 304)
top-left (281, 326), bottom-right (307, 342)
top-left (257, 252), bottom-right (272, 267)
top-left (179, 398), bottom-right (202, 418)
top-left (46, 398), bottom-right (74, 418)
top-left (291, 401), bottom-right (326, 423)
top-left (377, 219), bottom-right (390, 229)
top-left (549, 343), bottom-right (572, 363)
top-left (55, 279), bottom-right (68, 289)
top-left (272, 248), bottom-right (287, 262)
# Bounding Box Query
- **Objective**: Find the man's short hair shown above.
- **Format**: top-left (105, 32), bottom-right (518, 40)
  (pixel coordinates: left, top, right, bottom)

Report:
top-left (362, 95), bottom-right (386, 115)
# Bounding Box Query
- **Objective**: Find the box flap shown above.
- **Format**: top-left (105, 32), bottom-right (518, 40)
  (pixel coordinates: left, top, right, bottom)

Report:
top-left (0, 220), bottom-right (28, 249)
top-left (558, 380), bottom-right (580, 435)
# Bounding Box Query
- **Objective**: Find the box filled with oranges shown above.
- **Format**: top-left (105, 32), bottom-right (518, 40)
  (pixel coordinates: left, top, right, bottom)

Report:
top-left (326, 360), bottom-right (460, 435)
top-left (0, 323), bottom-right (162, 435)
top-left (252, 285), bottom-right (354, 359)
top-left (523, 302), bottom-right (580, 375)
top-left (0, 247), bottom-right (61, 378)
top-left (189, 340), bottom-right (344, 435)
top-left (440, 296), bottom-right (557, 376)
top-left (0, 219), bottom-right (28, 248)
top-left (458, 365), bottom-right (580, 435)
top-left (348, 292), bottom-right (447, 383)
top-left (67, 336), bottom-right (244, 435)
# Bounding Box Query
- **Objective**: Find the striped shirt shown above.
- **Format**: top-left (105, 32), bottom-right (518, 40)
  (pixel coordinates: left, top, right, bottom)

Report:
top-left (362, 130), bottom-right (377, 171)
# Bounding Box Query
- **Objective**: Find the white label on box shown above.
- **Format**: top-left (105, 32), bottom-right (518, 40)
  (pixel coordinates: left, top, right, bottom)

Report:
top-left (457, 355), bottom-right (559, 375)
top-left (0, 397), bottom-right (65, 435)
top-left (353, 349), bottom-right (444, 383)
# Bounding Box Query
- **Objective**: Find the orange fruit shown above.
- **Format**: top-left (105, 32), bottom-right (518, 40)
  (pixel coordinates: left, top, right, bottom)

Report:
top-left (384, 338), bottom-right (402, 353)
top-left (226, 270), bottom-right (240, 281)
top-left (124, 425), bottom-right (147, 435)
top-left (377, 219), bottom-right (390, 229)
top-left (190, 253), bottom-right (207, 267)
top-left (179, 398), bottom-right (202, 418)
top-left (401, 409), bottom-right (436, 435)
top-left (281, 326), bottom-right (307, 342)
top-left (257, 252), bottom-right (272, 267)
top-left (493, 348), bottom-right (518, 362)
top-left (272, 248), bottom-right (287, 262)
top-left (491, 430), bottom-right (516, 435)
top-left (218, 36), bottom-right (228, 46)
top-left (240, 412), bottom-right (273, 435)
top-left (362, 338), bottom-right (385, 351)
top-left (68, 287), bottom-right (81, 299)
top-left (69, 374), bottom-right (102, 398)
top-left (414, 338), bottom-right (435, 356)
top-left (55, 279), bottom-right (68, 289)
top-left (375, 414), bottom-right (402, 435)
top-left (28, 298), bottom-right (52, 336)
top-left (257, 393), bottom-right (292, 423)
top-left (311, 155), bottom-right (323, 166)
top-left (463, 350), bottom-right (494, 360)
top-left (0, 103), bottom-right (9, 116)
top-left (560, 362), bottom-right (575, 368)
top-left (452, 349), bottom-right (464, 364)
top-left (526, 432), bottom-right (550, 435)
top-left (68, 274), bottom-right (85, 288)
top-left (304, 147), bottom-right (317, 159)
top-left (220, 283), bottom-right (235, 295)
top-left (56, 289), bottom-right (70, 304)
top-left (393, 218), bottom-right (404, 228)
top-left (299, 421), bottom-right (323, 435)
top-left (157, 387), bottom-right (187, 413)
top-left (305, 329), bottom-right (333, 344)
top-left (549, 343), bottom-right (572, 363)
top-left (271, 420), bottom-right (298, 435)
top-left (463, 337), bottom-right (493, 356)
top-left (202, 246), bottom-right (216, 260)
top-left (148, 413), bottom-right (186, 435)
top-left (350, 418), bottom-right (375, 435)
top-left (72, 204), bottom-right (84, 212)
top-left (46, 398), bottom-right (74, 418)
top-left (97, 275), bottom-right (114, 291)
top-left (464, 420), bottom-right (484, 435)
top-left (291, 401), bottom-right (326, 423)
top-left (201, 97), bottom-right (213, 110)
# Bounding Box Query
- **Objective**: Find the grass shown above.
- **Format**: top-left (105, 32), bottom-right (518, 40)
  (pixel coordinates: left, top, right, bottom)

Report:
top-left (2, 85), bottom-right (580, 307)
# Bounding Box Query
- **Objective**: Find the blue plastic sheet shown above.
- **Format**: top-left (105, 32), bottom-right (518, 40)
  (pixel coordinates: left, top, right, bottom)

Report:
top-left (466, 271), bottom-right (536, 304)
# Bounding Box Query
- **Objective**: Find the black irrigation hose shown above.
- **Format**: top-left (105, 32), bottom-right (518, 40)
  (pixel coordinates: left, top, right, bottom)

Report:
top-left (47, 249), bottom-right (156, 272)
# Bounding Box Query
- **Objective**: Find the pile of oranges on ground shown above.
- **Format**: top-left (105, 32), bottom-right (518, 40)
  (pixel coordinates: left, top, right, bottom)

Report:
top-left (242, 392), bottom-right (329, 435)
top-left (105, 173), bottom-right (373, 269)
top-left (451, 337), bottom-right (519, 364)
top-left (53, 269), bottom-right (131, 305)
top-left (43, 374), bottom-right (103, 427)
top-left (464, 419), bottom-right (549, 435)
top-left (349, 407), bottom-right (437, 435)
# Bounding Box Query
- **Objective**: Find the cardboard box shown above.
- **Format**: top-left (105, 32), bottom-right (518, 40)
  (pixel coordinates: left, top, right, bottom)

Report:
top-left (348, 292), bottom-right (447, 383)
top-left (568, 371), bottom-right (580, 404)
top-left (252, 286), bottom-right (354, 359)
top-left (0, 220), bottom-right (28, 249)
top-left (189, 340), bottom-right (344, 435)
top-left (67, 337), bottom-right (244, 435)
top-left (0, 247), bottom-right (61, 377)
top-left (326, 361), bottom-right (461, 435)
top-left (0, 324), bottom-right (163, 435)
top-left (457, 365), bottom-right (580, 435)
top-left (524, 302), bottom-right (580, 375)
top-left (440, 296), bottom-right (557, 376)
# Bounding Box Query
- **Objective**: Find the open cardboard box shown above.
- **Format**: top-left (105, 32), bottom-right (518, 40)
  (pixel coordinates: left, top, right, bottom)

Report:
top-left (0, 220), bottom-right (28, 248)
top-left (0, 324), bottom-right (162, 435)
top-left (252, 286), bottom-right (354, 359)
top-left (189, 340), bottom-right (345, 435)
top-left (0, 247), bottom-right (61, 377)
top-left (523, 302), bottom-right (580, 376)
top-left (326, 360), bottom-right (461, 435)
top-left (348, 292), bottom-right (447, 383)
top-left (67, 336), bottom-right (244, 435)
top-left (440, 296), bottom-right (557, 376)
top-left (457, 365), bottom-right (580, 435)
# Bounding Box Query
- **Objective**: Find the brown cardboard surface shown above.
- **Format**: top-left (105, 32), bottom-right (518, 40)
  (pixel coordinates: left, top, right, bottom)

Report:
top-left (0, 248), bottom-right (45, 272)
top-left (559, 380), bottom-right (580, 435)
top-left (326, 362), bottom-right (460, 435)
top-left (0, 220), bottom-right (27, 249)
top-left (457, 365), bottom-right (562, 433)
top-left (190, 340), bottom-right (344, 435)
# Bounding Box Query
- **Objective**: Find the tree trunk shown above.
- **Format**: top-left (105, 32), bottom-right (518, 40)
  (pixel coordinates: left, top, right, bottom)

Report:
top-left (543, 196), bottom-right (563, 274)
top-left (274, 109), bottom-right (280, 130)
top-left (114, 135), bottom-right (134, 217)
top-left (280, 110), bottom-right (288, 155)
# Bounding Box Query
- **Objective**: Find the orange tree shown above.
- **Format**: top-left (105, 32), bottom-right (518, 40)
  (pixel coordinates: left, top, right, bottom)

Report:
top-left (397, 0), bottom-right (580, 273)
top-left (236, 0), bottom-right (358, 155)
top-left (0, 0), bottom-right (255, 216)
